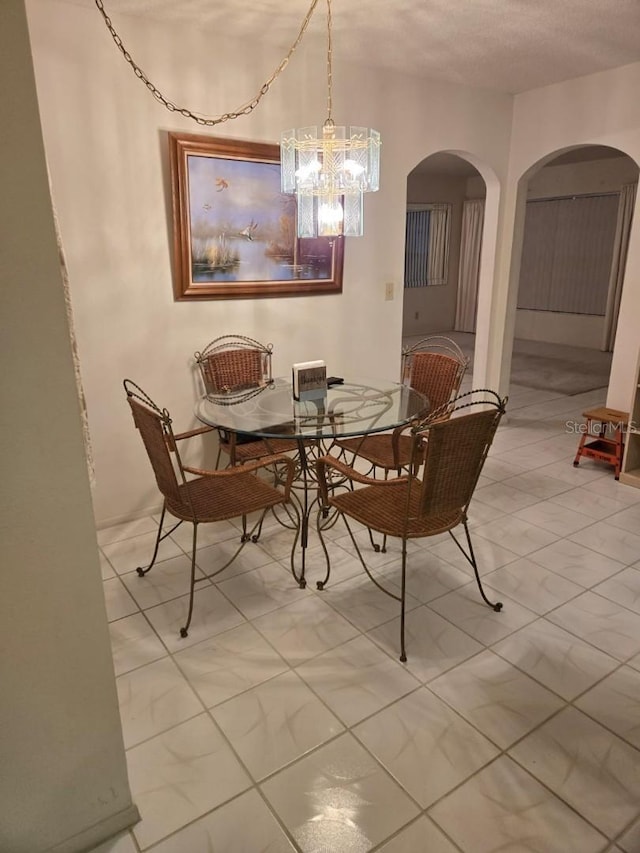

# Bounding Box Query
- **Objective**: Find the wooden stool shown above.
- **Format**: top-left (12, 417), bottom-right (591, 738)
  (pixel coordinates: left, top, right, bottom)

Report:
top-left (573, 406), bottom-right (629, 480)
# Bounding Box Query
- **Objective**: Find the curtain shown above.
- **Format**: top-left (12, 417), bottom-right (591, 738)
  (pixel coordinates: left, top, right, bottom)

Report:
top-left (455, 199), bottom-right (484, 332)
top-left (427, 206), bottom-right (450, 285)
top-left (602, 182), bottom-right (637, 352)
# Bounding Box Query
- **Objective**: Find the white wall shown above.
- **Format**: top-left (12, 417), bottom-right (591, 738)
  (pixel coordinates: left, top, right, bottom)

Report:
top-left (0, 2), bottom-right (137, 851)
top-left (486, 63), bottom-right (640, 406)
top-left (514, 310), bottom-right (605, 349)
top-left (25, 0), bottom-right (513, 526)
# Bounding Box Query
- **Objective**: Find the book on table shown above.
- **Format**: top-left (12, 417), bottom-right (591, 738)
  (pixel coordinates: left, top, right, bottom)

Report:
top-left (292, 360), bottom-right (327, 401)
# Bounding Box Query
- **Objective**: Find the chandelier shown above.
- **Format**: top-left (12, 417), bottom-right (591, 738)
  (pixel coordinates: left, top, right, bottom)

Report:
top-left (280, 0), bottom-right (381, 237)
top-left (94, 0), bottom-right (381, 238)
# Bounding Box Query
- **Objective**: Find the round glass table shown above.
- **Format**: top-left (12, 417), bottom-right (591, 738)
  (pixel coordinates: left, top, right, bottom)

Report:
top-left (195, 376), bottom-right (429, 440)
top-left (195, 376), bottom-right (430, 586)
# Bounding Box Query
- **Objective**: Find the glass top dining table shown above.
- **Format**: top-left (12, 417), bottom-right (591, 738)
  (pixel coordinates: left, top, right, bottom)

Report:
top-left (195, 376), bottom-right (430, 439)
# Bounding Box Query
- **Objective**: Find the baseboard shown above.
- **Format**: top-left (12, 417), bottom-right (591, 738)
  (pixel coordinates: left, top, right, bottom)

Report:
top-left (46, 804), bottom-right (140, 853)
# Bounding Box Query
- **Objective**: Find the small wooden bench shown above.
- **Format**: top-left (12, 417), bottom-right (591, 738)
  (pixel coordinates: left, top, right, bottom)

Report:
top-left (573, 406), bottom-right (629, 480)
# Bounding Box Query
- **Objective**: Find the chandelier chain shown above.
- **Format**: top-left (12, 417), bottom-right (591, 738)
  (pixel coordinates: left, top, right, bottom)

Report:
top-left (94, 0), bottom-right (322, 126)
top-left (326, 0), bottom-right (333, 125)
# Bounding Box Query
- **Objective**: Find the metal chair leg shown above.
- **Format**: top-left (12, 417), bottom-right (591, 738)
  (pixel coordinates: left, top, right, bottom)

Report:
top-left (400, 540), bottom-right (407, 663)
top-left (180, 522), bottom-right (199, 638)
top-left (450, 522), bottom-right (503, 612)
top-left (136, 502), bottom-right (182, 577)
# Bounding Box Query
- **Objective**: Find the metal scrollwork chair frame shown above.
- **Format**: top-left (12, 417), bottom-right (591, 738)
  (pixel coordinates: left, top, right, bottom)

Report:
top-left (124, 379), bottom-right (301, 638)
top-left (194, 334), bottom-right (299, 468)
top-left (333, 335), bottom-right (469, 477)
top-left (315, 389), bottom-right (507, 662)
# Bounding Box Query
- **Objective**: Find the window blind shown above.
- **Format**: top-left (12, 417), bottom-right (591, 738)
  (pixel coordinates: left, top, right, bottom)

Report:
top-left (404, 204), bottom-right (450, 288)
top-left (518, 194), bottom-right (619, 315)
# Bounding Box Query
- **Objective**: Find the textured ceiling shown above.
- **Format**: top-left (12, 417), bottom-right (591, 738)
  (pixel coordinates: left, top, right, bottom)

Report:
top-left (63, 0), bottom-right (640, 93)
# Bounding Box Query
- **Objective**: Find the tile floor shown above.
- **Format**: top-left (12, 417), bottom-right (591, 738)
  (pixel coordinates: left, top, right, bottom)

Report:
top-left (93, 382), bottom-right (640, 853)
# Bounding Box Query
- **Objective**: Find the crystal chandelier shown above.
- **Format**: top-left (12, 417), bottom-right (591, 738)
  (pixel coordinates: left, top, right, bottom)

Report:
top-left (280, 0), bottom-right (381, 237)
top-left (94, 0), bottom-right (380, 236)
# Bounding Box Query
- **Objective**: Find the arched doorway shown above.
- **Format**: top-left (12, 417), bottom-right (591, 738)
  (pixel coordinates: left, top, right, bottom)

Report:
top-left (402, 151), bottom-right (498, 391)
top-left (506, 145), bottom-right (638, 398)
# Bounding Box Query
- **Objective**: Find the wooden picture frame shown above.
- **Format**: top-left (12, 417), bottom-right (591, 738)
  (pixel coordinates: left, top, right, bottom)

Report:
top-left (168, 132), bottom-right (344, 300)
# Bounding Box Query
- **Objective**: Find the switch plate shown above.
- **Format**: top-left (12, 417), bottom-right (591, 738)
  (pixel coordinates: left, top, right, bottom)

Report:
top-left (385, 281), bottom-right (394, 301)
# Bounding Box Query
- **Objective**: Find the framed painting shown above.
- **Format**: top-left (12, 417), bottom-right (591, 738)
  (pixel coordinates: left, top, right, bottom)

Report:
top-left (168, 132), bottom-right (344, 300)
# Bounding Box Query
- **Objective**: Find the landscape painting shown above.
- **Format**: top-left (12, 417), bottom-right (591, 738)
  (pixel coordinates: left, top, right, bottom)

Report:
top-left (169, 133), bottom-right (344, 300)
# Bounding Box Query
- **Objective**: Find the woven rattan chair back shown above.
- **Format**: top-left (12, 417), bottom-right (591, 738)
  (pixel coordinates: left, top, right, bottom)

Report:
top-left (402, 336), bottom-right (468, 412)
top-left (126, 385), bottom-right (185, 510)
top-left (195, 335), bottom-right (273, 395)
top-left (414, 402), bottom-right (503, 519)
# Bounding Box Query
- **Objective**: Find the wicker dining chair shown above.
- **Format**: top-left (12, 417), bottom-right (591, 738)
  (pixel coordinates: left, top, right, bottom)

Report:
top-left (194, 334), bottom-right (299, 467)
top-left (124, 379), bottom-right (299, 638)
top-left (334, 336), bottom-right (468, 476)
top-left (315, 390), bottom-right (507, 662)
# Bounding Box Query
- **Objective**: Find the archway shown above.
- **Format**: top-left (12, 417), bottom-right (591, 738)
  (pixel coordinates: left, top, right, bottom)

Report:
top-left (402, 151), bottom-right (499, 388)
top-left (504, 145), bottom-right (638, 398)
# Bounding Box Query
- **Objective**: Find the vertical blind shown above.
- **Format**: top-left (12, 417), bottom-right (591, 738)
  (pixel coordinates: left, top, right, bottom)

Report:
top-left (404, 204), bottom-right (450, 287)
top-left (517, 194), bottom-right (619, 315)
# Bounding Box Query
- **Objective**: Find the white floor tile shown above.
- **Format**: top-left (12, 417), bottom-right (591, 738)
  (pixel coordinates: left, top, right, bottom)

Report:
top-left (144, 585), bottom-right (246, 653)
top-left (482, 557), bottom-right (584, 615)
top-left (116, 657), bottom-right (203, 748)
top-left (99, 551), bottom-right (116, 579)
top-left (120, 553), bottom-right (208, 609)
top-left (594, 567), bottom-right (640, 614)
top-left (429, 755), bottom-right (607, 853)
top-left (168, 518), bottom-right (240, 553)
top-left (216, 561), bottom-right (312, 620)
top-left (426, 535), bottom-right (519, 576)
top-left (377, 816), bottom-right (459, 853)
top-left (296, 635), bottom-right (420, 726)
top-left (316, 572), bottom-right (421, 633)
top-left (473, 515), bottom-right (559, 557)
top-left (86, 831), bottom-right (137, 853)
top-left (173, 621), bottom-right (288, 708)
top-left (367, 605), bottom-right (484, 682)
top-left (427, 582), bottom-right (537, 645)
top-left (101, 531), bottom-right (183, 576)
top-left (354, 687), bottom-right (498, 807)
top-left (252, 595), bottom-right (360, 665)
top-left (513, 498), bottom-right (593, 536)
top-left (546, 591), bottom-right (640, 661)
top-left (260, 733), bottom-right (420, 852)
top-left (619, 816), bottom-right (640, 853)
top-left (108, 612), bottom-right (167, 676)
top-left (492, 617), bottom-right (618, 700)
top-left (429, 649), bottom-right (563, 748)
top-left (474, 481), bottom-right (541, 513)
top-left (575, 665), bottom-right (640, 749)
top-left (103, 577), bottom-right (139, 622)
top-left (128, 713), bottom-right (251, 849)
top-left (211, 670), bottom-right (344, 780)
top-left (529, 538), bottom-right (627, 588)
top-left (145, 789), bottom-right (296, 852)
top-left (568, 522), bottom-right (640, 567)
top-left (97, 516), bottom-right (158, 547)
top-left (510, 707), bottom-right (640, 839)
top-left (502, 469), bottom-right (573, 500)
top-left (550, 487), bottom-right (631, 520)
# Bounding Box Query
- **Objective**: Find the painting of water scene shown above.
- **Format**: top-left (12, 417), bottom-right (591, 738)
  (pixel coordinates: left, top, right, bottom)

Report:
top-left (169, 133), bottom-right (343, 300)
